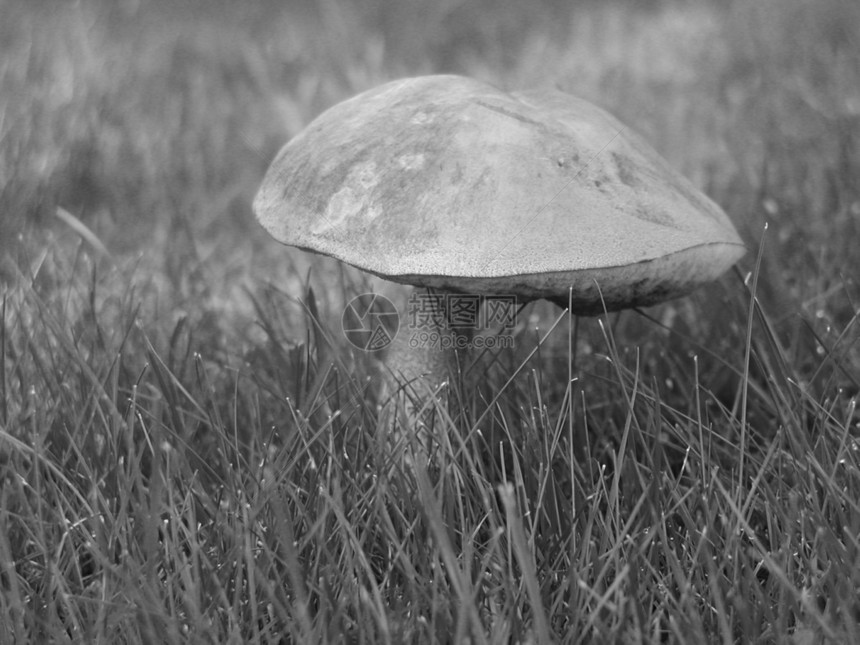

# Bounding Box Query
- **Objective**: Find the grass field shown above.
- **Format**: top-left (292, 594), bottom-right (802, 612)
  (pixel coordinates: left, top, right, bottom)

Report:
top-left (1, 0), bottom-right (859, 642)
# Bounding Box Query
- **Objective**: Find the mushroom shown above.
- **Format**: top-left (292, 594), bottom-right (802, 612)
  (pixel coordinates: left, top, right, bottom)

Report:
top-left (254, 75), bottom-right (745, 392)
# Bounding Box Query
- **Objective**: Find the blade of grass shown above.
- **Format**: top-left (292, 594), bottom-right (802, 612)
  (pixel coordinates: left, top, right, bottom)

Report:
top-left (55, 207), bottom-right (113, 262)
top-left (498, 482), bottom-right (552, 644)
top-left (737, 222), bottom-right (768, 510)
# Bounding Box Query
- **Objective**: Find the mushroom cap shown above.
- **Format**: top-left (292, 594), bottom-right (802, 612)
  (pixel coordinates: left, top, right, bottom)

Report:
top-left (255, 75), bottom-right (745, 314)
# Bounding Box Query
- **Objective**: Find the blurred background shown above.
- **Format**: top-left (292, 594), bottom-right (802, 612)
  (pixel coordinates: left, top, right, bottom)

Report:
top-left (1, 0), bottom-right (858, 365)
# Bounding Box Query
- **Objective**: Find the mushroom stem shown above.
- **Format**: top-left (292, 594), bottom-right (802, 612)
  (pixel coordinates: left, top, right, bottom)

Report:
top-left (379, 288), bottom-right (473, 461)
top-left (382, 287), bottom-right (473, 398)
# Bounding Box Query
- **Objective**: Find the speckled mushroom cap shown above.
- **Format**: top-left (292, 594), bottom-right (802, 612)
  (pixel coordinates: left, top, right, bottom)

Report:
top-left (255, 75), bottom-right (745, 315)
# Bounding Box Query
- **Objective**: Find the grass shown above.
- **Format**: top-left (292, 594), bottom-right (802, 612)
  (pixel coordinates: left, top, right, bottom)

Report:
top-left (1, 0), bottom-right (859, 642)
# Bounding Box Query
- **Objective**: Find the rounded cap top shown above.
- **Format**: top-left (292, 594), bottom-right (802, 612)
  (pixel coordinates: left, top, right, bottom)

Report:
top-left (254, 75), bottom-right (745, 314)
